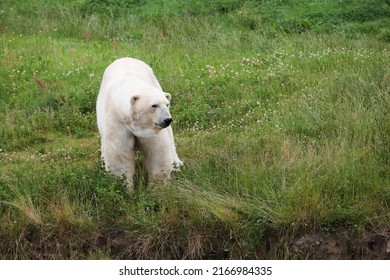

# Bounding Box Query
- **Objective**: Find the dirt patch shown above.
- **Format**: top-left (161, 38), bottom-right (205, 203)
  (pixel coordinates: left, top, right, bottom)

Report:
top-left (101, 228), bottom-right (390, 260)
top-left (284, 229), bottom-right (390, 259)
top-left (5, 225), bottom-right (390, 259)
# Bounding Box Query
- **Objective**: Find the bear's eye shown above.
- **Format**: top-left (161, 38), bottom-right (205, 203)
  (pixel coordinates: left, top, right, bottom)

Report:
top-left (151, 104), bottom-right (158, 108)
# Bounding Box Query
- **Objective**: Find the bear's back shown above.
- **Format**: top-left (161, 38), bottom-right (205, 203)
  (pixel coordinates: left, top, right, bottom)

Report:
top-left (102, 58), bottom-right (162, 93)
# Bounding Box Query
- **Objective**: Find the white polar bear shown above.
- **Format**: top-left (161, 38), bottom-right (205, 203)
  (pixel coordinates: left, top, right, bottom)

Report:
top-left (96, 57), bottom-right (183, 187)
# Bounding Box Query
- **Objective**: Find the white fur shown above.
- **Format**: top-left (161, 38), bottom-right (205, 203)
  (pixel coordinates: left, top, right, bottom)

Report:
top-left (96, 57), bottom-right (183, 187)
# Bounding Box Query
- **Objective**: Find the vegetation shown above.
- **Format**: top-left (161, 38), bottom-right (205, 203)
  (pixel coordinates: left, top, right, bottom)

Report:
top-left (0, 0), bottom-right (389, 259)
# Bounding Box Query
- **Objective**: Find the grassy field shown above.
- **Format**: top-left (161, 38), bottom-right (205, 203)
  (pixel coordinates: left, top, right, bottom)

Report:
top-left (0, 0), bottom-right (389, 259)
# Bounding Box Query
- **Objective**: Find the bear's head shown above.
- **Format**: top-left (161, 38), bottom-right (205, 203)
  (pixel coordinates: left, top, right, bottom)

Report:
top-left (129, 88), bottom-right (173, 137)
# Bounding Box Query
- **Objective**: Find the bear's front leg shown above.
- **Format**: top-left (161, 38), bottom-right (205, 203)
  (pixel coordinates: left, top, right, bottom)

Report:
top-left (137, 134), bottom-right (174, 184)
top-left (101, 128), bottom-right (136, 189)
top-left (144, 149), bottom-right (173, 184)
top-left (105, 151), bottom-right (135, 188)
top-left (166, 126), bottom-right (183, 171)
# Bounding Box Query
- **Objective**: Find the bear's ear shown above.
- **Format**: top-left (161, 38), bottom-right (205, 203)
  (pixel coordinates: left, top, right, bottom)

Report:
top-left (131, 95), bottom-right (140, 105)
top-left (164, 92), bottom-right (171, 101)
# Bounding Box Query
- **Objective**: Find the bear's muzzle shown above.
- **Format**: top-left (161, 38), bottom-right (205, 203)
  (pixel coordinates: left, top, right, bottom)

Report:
top-left (156, 117), bottom-right (173, 129)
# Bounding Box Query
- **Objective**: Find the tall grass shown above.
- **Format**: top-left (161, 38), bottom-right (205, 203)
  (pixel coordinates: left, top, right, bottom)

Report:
top-left (0, 0), bottom-right (389, 259)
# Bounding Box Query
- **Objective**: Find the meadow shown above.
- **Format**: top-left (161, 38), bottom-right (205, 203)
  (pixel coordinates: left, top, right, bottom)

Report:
top-left (0, 0), bottom-right (389, 259)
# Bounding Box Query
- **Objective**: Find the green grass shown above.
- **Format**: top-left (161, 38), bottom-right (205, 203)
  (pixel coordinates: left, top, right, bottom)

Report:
top-left (0, 0), bottom-right (389, 259)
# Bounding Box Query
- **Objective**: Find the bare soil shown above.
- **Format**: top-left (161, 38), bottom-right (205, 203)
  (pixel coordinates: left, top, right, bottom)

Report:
top-left (258, 228), bottom-right (390, 260)
top-left (8, 226), bottom-right (390, 259)
top-left (101, 227), bottom-right (390, 260)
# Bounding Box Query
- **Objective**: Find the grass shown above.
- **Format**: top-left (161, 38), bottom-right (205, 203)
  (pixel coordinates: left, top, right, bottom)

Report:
top-left (0, 0), bottom-right (389, 259)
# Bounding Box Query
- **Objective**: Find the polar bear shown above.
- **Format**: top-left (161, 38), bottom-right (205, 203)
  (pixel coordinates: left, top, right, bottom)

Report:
top-left (96, 57), bottom-right (183, 187)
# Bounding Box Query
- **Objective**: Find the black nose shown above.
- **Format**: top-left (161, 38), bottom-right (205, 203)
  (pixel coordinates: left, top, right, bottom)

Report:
top-left (164, 118), bottom-right (173, 126)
